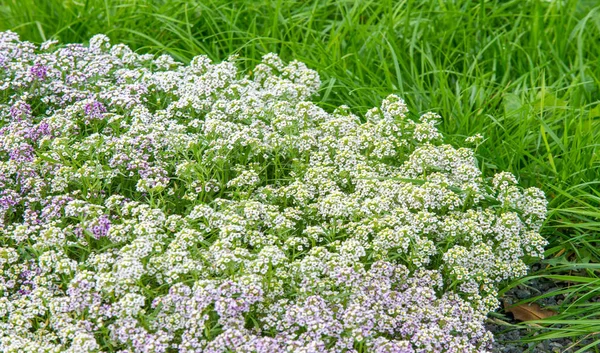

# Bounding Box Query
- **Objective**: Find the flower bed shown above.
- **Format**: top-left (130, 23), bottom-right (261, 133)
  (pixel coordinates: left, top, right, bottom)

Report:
top-left (0, 32), bottom-right (547, 353)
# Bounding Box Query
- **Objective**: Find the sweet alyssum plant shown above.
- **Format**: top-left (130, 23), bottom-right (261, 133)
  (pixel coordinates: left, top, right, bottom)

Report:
top-left (0, 32), bottom-right (547, 353)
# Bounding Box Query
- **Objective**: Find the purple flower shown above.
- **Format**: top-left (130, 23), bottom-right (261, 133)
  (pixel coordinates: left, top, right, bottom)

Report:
top-left (22, 121), bottom-right (51, 142)
top-left (8, 143), bottom-right (35, 162)
top-left (41, 195), bottom-right (73, 220)
top-left (89, 215), bottom-right (111, 239)
top-left (73, 226), bottom-right (84, 238)
top-left (29, 63), bottom-right (48, 80)
top-left (84, 100), bottom-right (107, 119)
top-left (0, 190), bottom-right (19, 210)
top-left (9, 101), bottom-right (31, 121)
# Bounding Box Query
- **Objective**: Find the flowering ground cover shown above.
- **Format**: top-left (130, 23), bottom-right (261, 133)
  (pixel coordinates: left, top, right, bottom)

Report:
top-left (1, 0), bottom-right (600, 352)
top-left (0, 31), bottom-right (552, 352)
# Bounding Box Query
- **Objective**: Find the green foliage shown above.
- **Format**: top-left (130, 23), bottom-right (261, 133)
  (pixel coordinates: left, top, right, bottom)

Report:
top-left (2, 0), bottom-right (599, 349)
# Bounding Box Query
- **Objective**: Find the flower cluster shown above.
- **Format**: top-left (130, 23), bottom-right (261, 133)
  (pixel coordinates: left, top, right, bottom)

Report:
top-left (0, 31), bottom-right (547, 352)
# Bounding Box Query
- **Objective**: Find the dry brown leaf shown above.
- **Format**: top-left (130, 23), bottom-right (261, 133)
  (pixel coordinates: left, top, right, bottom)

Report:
top-left (504, 301), bottom-right (557, 322)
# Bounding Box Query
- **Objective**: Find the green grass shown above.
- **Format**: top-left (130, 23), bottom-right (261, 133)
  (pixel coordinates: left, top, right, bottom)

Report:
top-left (2, 0), bottom-right (599, 350)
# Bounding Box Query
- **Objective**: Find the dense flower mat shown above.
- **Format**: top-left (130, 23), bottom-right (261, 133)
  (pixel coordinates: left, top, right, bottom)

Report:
top-left (0, 32), bottom-right (547, 352)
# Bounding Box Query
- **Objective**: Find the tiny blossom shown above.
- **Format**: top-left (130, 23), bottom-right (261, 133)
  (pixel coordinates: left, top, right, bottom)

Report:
top-left (29, 62), bottom-right (48, 80)
top-left (465, 133), bottom-right (484, 145)
top-left (0, 32), bottom-right (547, 353)
top-left (83, 100), bottom-right (107, 120)
top-left (8, 100), bottom-right (31, 120)
top-left (88, 215), bottom-right (112, 239)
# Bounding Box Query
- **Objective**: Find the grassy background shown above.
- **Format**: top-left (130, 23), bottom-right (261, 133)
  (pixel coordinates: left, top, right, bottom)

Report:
top-left (1, 0), bottom-right (599, 350)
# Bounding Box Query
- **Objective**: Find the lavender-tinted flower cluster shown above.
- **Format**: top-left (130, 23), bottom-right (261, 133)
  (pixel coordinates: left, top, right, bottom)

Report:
top-left (0, 31), bottom-right (547, 352)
